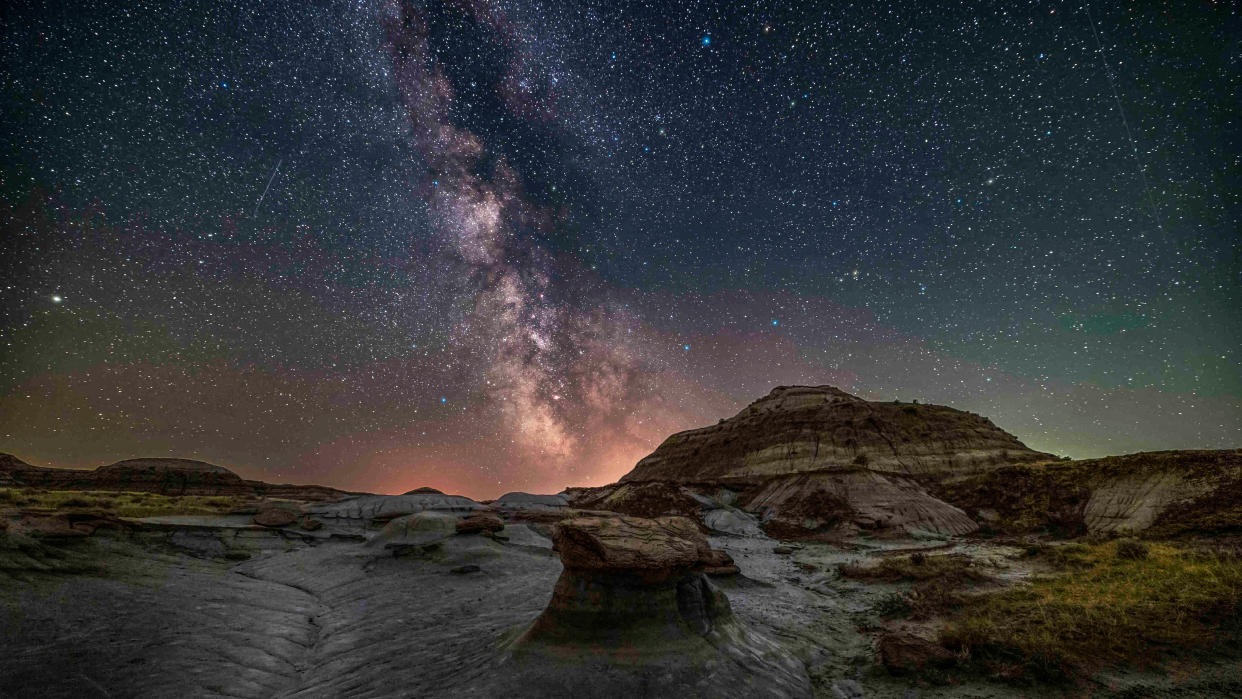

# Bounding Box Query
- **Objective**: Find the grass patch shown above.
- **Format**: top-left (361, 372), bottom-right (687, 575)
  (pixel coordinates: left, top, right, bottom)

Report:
top-left (0, 488), bottom-right (256, 518)
top-left (840, 552), bottom-right (991, 584)
top-left (941, 540), bottom-right (1242, 682)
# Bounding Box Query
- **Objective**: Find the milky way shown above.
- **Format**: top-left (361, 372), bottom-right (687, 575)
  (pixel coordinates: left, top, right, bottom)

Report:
top-left (1, 0), bottom-right (1239, 497)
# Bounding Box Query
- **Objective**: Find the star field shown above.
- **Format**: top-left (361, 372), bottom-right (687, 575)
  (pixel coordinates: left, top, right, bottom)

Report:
top-left (2, 0), bottom-right (1239, 497)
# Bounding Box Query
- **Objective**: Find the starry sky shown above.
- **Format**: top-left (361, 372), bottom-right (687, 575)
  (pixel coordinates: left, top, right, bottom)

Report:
top-left (2, 0), bottom-right (1239, 497)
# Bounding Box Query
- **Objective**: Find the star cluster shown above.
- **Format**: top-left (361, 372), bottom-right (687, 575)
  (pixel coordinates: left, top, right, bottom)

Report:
top-left (2, 0), bottom-right (1239, 496)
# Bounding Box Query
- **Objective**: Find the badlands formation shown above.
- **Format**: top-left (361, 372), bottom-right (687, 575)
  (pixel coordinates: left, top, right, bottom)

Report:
top-left (2, 386), bottom-right (1240, 698)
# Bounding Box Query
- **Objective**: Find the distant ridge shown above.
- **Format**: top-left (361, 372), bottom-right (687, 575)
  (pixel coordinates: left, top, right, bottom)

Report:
top-left (0, 453), bottom-right (354, 501)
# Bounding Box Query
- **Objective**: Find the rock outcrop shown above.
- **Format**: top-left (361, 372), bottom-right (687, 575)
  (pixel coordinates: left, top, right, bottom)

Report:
top-left (571, 386), bottom-right (1052, 538)
top-left (931, 449), bottom-right (1242, 537)
top-left (626, 386), bottom-right (1050, 482)
top-left (309, 492), bottom-right (481, 529)
top-left (507, 515), bottom-right (811, 698)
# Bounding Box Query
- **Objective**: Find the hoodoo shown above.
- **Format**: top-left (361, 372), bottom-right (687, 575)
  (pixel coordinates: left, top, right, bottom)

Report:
top-left (498, 515), bottom-right (811, 698)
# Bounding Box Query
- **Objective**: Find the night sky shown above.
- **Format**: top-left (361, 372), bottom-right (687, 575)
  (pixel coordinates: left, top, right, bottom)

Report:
top-left (2, 0), bottom-right (1239, 497)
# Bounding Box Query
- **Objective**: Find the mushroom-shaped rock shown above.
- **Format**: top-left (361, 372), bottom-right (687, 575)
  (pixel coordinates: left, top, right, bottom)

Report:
top-left (456, 512), bottom-right (504, 534)
top-left (503, 515), bottom-right (811, 698)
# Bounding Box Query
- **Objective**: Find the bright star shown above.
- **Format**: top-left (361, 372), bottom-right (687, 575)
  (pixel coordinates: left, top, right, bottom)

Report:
top-left (683, 344), bottom-right (691, 351)
top-left (51, 295), bottom-right (62, 303)
top-left (701, 35), bottom-right (711, 46)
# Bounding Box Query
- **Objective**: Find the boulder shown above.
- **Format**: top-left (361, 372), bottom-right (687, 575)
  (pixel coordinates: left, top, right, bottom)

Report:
top-left (253, 505), bottom-right (299, 528)
top-left (404, 486), bottom-right (444, 495)
top-left (367, 511), bottom-right (458, 550)
top-left (705, 507), bottom-right (764, 537)
top-left (456, 512), bottom-right (504, 534)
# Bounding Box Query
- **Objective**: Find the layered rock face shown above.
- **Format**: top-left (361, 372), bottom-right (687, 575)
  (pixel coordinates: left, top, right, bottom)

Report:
top-left (626, 386), bottom-right (1050, 482)
top-left (574, 386), bottom-right (1053, 538)
top-left (510, 515), bottom-right (810, 698)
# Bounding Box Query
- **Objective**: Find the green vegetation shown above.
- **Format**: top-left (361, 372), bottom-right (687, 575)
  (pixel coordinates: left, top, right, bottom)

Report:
top-left (0, 488), bottom-right (254, 518)
top-left (941, 540), bottom-right (1242, 681)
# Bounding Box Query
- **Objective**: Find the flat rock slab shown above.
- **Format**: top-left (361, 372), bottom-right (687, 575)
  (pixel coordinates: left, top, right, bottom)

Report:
top-left (1, 531), bottom-right (560, 699)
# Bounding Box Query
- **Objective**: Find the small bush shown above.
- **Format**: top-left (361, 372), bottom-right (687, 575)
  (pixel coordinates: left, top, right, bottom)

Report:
top-left (852, 453), bottom-right (870, 466)
top-left (61, 497), bottom-right (93, 508)
top-left (874, 592), bottom-right (913, 618)
top-left (1115, 538), bottom-right (1148, 560)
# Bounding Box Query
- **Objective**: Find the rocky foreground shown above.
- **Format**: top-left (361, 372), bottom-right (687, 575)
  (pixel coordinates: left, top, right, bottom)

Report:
top-left (2, 386), bottom-right (1240, 698)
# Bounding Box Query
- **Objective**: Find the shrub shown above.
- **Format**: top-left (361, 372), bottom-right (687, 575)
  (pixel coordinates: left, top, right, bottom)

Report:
top-left (1115, 538), bottom-right (1148, 560)
top-left (874, 592), bottom-right (913, 618)
top-left (852, 453), bottom-right (870, 466)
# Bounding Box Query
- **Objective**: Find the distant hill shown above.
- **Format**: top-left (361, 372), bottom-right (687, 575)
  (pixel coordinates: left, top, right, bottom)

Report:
top-left (0, 454), bottom-right (354, 501)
